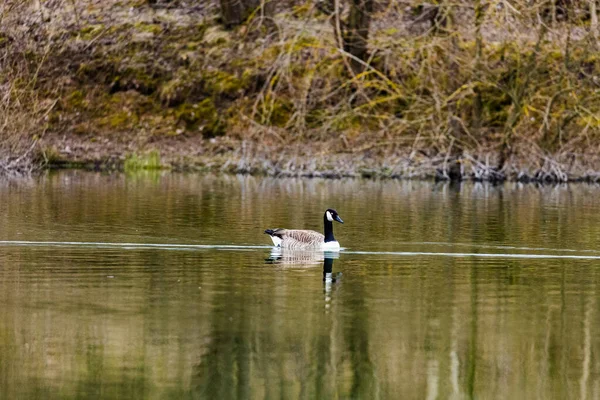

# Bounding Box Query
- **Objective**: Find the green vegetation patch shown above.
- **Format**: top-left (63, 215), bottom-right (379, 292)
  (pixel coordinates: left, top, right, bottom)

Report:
top-left (124, 150), bottom-right (163, 171)
top-left (202, 70), bottom-right (250, 98)
top-left (133, 22), bottom-right (163, 35)
top-left (174, 99), bottom-right (225, 137)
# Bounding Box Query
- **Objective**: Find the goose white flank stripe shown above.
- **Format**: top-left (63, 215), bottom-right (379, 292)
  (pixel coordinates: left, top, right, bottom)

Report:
top-left (264, 208), bottom-right (344, 250)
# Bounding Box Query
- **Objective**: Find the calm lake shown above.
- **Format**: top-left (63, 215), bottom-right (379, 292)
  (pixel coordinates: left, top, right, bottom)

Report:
top-left (2, 171), bottom-right (600, 399)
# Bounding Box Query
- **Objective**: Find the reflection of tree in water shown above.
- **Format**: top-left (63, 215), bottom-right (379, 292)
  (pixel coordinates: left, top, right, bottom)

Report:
top-left (310, 256), bottom-right (340, 399)
top-left (192, 279), bottom-right (252, 399)
top-left (343, 277), bottom-right (377, 399)
top-left (192, 254), bottom-right (380, 399)
top-left (193, 252), bottom-right (334, 398)
top-left (195, 330), bottom-right (252, 399)
top-left (467, 264), bottom-right (478, 400)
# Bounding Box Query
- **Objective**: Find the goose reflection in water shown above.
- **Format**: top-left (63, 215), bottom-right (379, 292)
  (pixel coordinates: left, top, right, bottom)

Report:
top-left (265, 248), bottom-right (342, 301)
top-left (322, 256), bottom-right (342, 284)
top-left (322, 256), bottom-right (342, 311)
top-left (265, 248), bottom-right (340, 266)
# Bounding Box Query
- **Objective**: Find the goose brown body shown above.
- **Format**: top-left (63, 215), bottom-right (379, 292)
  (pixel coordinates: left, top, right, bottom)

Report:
top-left (264, 209), bottom-right (344, 250)
top-left (264, 229), bottom-right (325, 249)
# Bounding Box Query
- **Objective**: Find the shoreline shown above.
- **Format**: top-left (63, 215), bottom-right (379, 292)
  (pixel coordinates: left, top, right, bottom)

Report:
top-left (36, 135), bottom-right (600, 184)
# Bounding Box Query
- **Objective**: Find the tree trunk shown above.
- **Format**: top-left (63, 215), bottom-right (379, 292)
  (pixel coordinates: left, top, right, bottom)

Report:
top-left (219, 0), bottom-right (260, 28)
top-left (472, 0), bottom-right (484, 134)
top-left (317, 0), bottom-right (373, 73)
top-left (342, 0), bottom-right (373, 73)
top-left (591, 0), bottom-right (598, 39)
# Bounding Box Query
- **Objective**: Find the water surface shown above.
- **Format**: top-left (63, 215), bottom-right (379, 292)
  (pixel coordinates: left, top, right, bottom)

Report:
top-left (2, 172), bottom-right (600, 399)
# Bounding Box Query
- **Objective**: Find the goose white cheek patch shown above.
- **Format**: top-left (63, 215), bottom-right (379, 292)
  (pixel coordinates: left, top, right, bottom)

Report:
top-left (326, 211), bottom-right (333, 221)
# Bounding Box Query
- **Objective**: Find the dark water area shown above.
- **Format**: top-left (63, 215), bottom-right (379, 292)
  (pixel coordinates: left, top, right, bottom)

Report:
top-left (2, 171), bottom-right (600, 399)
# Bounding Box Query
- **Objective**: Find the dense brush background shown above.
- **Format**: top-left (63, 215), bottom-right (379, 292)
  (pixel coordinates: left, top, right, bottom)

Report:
top-left (1, 0), bottom-right (599, 180)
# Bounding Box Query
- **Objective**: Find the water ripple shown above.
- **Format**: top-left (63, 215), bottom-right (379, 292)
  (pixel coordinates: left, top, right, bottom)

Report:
top-left (1, 240), bottom-right (600, 260)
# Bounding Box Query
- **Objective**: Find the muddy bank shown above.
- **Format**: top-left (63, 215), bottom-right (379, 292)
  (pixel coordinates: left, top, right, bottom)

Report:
top-left (38, 133), bottom-right (600, 183)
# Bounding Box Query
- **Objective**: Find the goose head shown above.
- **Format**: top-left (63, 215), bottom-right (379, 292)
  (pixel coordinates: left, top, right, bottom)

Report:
top-left (325, 209), bottom-right (344, 224)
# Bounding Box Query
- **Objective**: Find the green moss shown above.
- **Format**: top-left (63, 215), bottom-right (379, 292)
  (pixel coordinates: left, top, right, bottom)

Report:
top-left (270, 101), bottom-right (293, 127)
top-left (97, 108), bottom-right (136, 129)
top-left (292, 3), bottom-right (311, 18)
top-left (202, 70), bottom-right (249, 97)
top-left (175, 103), bottom-right (198, 129)
top-left (63, 90), bottom-right (88, 110)
top-left (305, 109), bottom-right (327, 129)
top-left (331, 113), bottom-right (361, 131)
top-left (169, 23), bottom-right (207, 42)
top-left (111, 66), bottom-right (160, 95)
top-left (175, 99), bottom-right (224, 137)
top-left (0, 32), bottom-right (10, 48)
top-left (104, 111), bottom-right (132, 128)
top-left (72, 122), bottom-right (90, 135)
top-left (93, 91), bottom-right (156, 130)
top-left (184, 42), bottom-right (201, 51)
top-left (159, 77), bottom-right (185, 105)
top-left (258, 97), bottom-right (293, 127)
top-left (75, 38), bottom-right (165, 95)
top-left (202, 26), bottom-right (229, 46)
top-left (158, 68), bottom-right (197, 106)
top-left (548, 50), bottom-right (564, 61)
top-left (480, 84), bottom-right (511, 127)
top-left (134, 22), bottom-right (163, 35)
top-left (76, 55), bottom-right (123, 87)
top-left (283, 36), bottom-right (320, 53)
top-left (78, 24), bottom-right (105, 40)
top-left (382, 28), bottom-right (399, 36)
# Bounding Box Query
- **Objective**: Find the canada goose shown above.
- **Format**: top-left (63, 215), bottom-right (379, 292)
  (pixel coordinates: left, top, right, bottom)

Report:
top-left (264, 209), bottom-right (344, 250)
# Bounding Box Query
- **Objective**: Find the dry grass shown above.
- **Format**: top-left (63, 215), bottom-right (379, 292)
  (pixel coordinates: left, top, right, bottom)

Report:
top-left (250, 1), bottom-right (600, 166)
top-left (0, 0), bottom-right (599, 181)
top-left (0, 0), bottom-right (62, 175)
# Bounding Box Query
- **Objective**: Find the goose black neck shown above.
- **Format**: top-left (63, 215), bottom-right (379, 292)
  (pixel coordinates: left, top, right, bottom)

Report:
top-left (323, 258), bottom-right (333, 281)
top-left (323, 215), bottom-right (335, 243)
